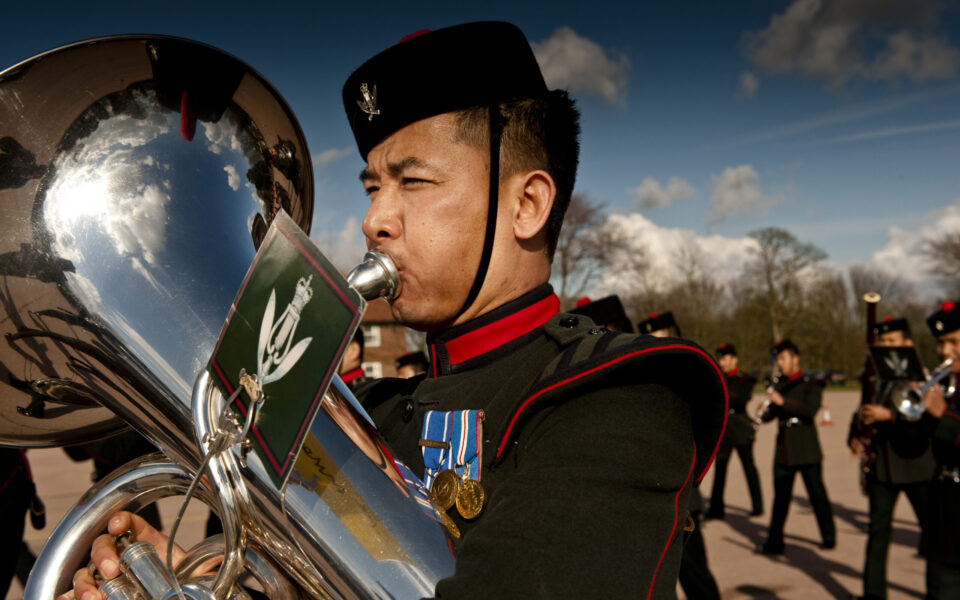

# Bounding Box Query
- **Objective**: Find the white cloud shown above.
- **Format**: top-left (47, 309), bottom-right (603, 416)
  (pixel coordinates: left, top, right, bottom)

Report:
top-left (45, 92), bottom-right (175, 268)
top-left (532, 27), bottom-right (630, 104)
top-left (224, 164), bottom-right (242, 191)
top-left (739, 71), bottom-right (760, 97)
top-left (629, 176), bottom-right (695, 210)
top-left (312, 147), bottom-right (354, 167)
top-left (709, 165), bottom-right (781, 224)
top-left (870, 31), bottom-right (960, 82)
top-left (591, 213), bottom-right (758, 298)
top-left (742, 0), bottom-right (958, 87)
top-left (310, 216), bottom-right (368, 273)
top-left (870, 198), bottom-right (960, 291)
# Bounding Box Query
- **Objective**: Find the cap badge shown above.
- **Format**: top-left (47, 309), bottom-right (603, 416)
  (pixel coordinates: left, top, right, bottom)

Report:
top-left (357, 83), bottom-right (380, 121)
top-left (936, 320), bottom-right (944, 331)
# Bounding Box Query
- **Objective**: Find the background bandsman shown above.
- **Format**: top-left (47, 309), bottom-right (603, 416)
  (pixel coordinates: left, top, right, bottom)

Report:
top-left (849, 316), bottom-right (935, 600)
top-left (706, 343), bottom-right (763, 520)
top-left (921, 301), bottom-right (960, 598)
top-left (760, 338), bottom-right (836, 554)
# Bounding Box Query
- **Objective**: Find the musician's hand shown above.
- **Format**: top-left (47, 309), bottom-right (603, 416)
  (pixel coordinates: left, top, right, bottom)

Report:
top-left (849, 437), bottom-right (865, 457)
top-left (767, 390), bottom-right (785, 406)
top-left (925, 384), bottom-right (946, 418)
top-left (861, 405), bottom-right (893, 425)
top-left (58, 511), bottom-right (185, 600)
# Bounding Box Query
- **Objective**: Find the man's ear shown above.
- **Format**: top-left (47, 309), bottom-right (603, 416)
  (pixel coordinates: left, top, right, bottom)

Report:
top-left (512, 170), bottom-right (556, 241)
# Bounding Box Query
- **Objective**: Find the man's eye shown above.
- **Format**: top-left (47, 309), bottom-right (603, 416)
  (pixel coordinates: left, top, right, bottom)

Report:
top-left (402, 177), bottom-right (431, 186)
top-left (364, 185), bottom-right (380, 196)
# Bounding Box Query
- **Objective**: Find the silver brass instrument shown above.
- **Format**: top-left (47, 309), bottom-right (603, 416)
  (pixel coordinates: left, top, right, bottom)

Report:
top-left (752, 366), bottom-right (780, 427)
top-left (897, 358), bottom-right (957, 421)
top-left (0, 36), bottom-right (454, 599)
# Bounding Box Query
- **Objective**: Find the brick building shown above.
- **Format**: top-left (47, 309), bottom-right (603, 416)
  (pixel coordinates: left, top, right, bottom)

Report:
top-left (359, 299), bottom-right (411, 378)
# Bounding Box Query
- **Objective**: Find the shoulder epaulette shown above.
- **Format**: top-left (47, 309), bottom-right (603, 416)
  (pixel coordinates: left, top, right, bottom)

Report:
top-left (488, 316), bottom-right (728, 482)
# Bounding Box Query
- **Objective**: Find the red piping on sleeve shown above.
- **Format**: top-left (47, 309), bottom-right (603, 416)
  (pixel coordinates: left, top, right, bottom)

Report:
top-left (647, 444), bottom-right (696, 600)
top-left (496, 344), bottom-right (729, 481)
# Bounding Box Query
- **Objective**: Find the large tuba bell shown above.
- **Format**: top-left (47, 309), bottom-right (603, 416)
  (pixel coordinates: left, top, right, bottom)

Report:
top-left (0, 36), bottom-right (453, 598)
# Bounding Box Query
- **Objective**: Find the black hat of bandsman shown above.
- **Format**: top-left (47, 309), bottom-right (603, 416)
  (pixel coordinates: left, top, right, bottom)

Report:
top-left (716, 343), bottom-right (737, 357)
top-left (926, 300), bottom-right (960, 337)
top-left (342, 22), bottom-right (549, 160)
top-left (874, 315), bottom-right (911, 338)
top-left (637, 311), bottom-right (678, 335)
top-left (570, 296), bottom-right (633, 333)
top-left (772, 338), bottom-right (799, 356)
top-left (395, 351), bottom-right (428, 371)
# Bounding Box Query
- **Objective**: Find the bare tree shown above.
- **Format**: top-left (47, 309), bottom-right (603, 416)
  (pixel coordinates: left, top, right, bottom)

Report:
top-left (552, 194), bottom-right (607, 306)
top-left (925, 232), bottom-right (960, 297)
top-left (744, 227), bottom-right (827, 342)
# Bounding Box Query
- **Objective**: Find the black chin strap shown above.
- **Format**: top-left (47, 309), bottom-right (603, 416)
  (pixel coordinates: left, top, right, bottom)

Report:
top-left (457, 104), bottom-right (503, 316)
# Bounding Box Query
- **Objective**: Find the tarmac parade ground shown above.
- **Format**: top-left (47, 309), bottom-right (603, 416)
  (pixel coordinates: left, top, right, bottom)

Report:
top-left (7, 390), bottom-right (926, 599)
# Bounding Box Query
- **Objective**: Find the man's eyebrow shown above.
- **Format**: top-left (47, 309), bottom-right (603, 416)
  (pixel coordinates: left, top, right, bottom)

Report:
top-left (359, 157), bottom-right (434, 183)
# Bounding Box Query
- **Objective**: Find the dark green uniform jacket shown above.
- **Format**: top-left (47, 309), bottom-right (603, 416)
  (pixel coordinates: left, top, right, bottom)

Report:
top-left (360, 285), bottom-right (727, 599)
top-left (847, 381), bottom-right (936, 485)
top-left (720, 371), bottom-right (757, 449)
top-left (763, 371), bottom-right (823, 467)
top-left (926, 385), bottom-right (960, 566)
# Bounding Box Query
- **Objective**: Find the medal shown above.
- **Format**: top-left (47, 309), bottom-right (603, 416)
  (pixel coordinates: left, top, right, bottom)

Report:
top-left (430, 468), bottom-right (460, 510)
top-left (456, 475), bottom-right (486, 520)
top-left (439, 510), bottom-right (461, 539)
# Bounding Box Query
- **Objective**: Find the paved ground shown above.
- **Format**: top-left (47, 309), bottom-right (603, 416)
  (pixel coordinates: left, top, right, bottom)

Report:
top-left (7, 390), bottom-right (926, 599)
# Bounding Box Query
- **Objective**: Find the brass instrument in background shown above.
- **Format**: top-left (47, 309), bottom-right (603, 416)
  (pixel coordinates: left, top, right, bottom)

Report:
top-left (752, 365), bottom-right (780, 427)
top-left (0, 37), bottom-right (454, 599)
top-left (858, 292), bottom-right (881, 492)
top-left (896, 358), bottom-right (957, 421)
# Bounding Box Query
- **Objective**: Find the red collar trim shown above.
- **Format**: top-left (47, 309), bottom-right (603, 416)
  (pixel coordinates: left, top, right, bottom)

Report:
top-left (726, 368), bottom-right (739, 376)
top-left (444, 294), bottom-right (559, 366)
top-left (341, 367), bottom-right (364, 384)
top-left (787, 369), bottom-right (803, 382)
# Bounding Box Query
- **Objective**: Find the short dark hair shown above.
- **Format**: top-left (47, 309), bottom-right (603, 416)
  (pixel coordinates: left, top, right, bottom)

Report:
top-left (454, 90), bottom-right (581, 260)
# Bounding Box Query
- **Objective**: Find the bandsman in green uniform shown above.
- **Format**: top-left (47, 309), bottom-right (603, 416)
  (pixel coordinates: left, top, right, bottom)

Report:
top-left (920, 301), bottom-right (960, 598)
top-left (706, 343), bottom-right (763, 519)
top-left (760, 338), bottom-right (836, 554)
top-left (848, 316), bottom-right (935, 600)
top-left (69, 22), bottom-right (728, 600)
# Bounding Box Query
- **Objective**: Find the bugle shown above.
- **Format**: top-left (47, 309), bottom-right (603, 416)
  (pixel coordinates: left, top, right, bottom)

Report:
top-left (896, 358), bottom-right (957, 421)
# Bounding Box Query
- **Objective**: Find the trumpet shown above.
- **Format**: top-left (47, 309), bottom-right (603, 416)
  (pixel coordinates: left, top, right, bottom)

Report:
top-left (896, 358), bottom-right (957, 421)
top-left (753, 368), bottom-right (781, 427)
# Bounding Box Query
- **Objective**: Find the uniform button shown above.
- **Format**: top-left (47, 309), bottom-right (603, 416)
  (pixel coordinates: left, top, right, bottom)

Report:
top-left (401, 398), bottom-right (414, 422)
top-left (589, 328), bottom-right (603, 335)
top-left (559, 316), bottom-right (579, 328)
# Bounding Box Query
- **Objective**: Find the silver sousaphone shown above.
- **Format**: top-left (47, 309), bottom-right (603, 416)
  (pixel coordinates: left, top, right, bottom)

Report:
top-left (0, 36), bottom-right (452, 599)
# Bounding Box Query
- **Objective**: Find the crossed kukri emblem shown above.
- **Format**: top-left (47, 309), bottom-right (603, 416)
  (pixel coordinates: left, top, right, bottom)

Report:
top-left (257, 275), bottom-right (314, 386)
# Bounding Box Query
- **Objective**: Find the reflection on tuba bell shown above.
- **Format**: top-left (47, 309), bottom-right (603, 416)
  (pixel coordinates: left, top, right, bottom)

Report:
top-left (896, 358), bottom-right (956, 422)
top-left (0, 36), bottom-right (453, 599)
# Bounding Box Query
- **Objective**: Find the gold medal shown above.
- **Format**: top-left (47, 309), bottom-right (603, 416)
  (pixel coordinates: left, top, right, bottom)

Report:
top-left (439, 510), bottom-right (461, 539)
top-left (430, 469), bottom-right (460, 511)
top-left (456, 477), bottom-right (487, 520)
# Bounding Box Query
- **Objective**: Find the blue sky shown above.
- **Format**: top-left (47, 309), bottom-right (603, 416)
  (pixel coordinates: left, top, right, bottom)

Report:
top-left (3, 0), bottom-right (959, 294)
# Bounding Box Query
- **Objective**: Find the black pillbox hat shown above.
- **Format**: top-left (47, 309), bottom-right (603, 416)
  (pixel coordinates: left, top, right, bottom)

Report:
top-left (395, 351), bottom-right (428, 370)
top-left (716, 343), bottom-right (737, 357)
top-left (874, 316), bottom-right (910, 337)
top-left (342, 21), bottom-right (549, 160)
top-left (927, 301), bottom-right (960, 337)
top-left (637, 311), bottom-right (677, 335)
top-left (773, 338), bottom-right (799, 356)
top-left (570, 295), bottom-right (633, 333)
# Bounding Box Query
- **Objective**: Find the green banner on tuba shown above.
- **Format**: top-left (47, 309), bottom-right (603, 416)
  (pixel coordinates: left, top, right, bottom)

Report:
top-left (208, 210), bottom-right (363, 489)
